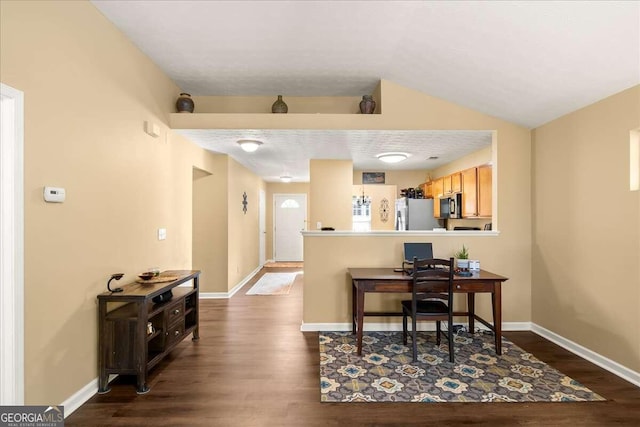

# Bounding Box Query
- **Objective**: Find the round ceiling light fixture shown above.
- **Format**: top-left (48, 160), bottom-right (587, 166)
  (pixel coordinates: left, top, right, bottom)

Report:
top-left (376, 152), bottom-right (409, 163)
top-left (280, 175), bottom-right (292, 183)
top-left (237, 139), bottom-right (263, 153)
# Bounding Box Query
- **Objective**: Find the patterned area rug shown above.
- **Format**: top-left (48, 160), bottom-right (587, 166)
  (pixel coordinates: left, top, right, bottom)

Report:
top-left (245, 272), bottom-right (301, 295)
top-left (319, 331), bottom-right (605, 403)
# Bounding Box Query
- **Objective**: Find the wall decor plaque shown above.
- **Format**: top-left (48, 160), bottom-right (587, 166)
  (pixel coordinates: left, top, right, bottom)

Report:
top-left (362, 172), bottom-right (385, 184)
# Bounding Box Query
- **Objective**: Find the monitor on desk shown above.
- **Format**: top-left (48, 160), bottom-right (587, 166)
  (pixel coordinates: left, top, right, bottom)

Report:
top-left (403, 242), bottom-right (433, 264)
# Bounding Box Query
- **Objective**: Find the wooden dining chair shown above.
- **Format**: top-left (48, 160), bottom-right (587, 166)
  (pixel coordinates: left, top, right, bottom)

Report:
top-left (401, 257), bottom-right (455, 362)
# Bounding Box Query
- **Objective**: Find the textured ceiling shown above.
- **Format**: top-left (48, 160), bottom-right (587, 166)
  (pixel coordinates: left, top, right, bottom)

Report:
top-left (176, 129), bottom-right (493, 182)
top-left (91, 0), bottom-right (639, 182)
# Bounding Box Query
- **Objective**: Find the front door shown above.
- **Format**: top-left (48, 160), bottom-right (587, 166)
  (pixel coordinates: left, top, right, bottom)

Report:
top-left (274, 194), bottom-right (306, 261)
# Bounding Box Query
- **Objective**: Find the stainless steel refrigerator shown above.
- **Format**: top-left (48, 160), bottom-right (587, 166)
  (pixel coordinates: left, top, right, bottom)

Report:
top-left (395, 198), bottom-right (441, 230)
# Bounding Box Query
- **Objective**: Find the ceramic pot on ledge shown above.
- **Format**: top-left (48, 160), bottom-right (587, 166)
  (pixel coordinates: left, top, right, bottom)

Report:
top-left (359, 95), bottom-right (376, 114)
top-left (272, 95), bottom-right (288, 113)
top-left (176, 93), bottom-right (195, 113)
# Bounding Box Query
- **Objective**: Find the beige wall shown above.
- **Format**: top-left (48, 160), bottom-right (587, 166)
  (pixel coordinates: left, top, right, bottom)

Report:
top-left (192, 160), bottom-right (228, 293)
top-left (265, 182), bottom-right (310, 259)
top-left (0, 0), bottom-right (222, 404)
top-left (227, 158), bottom-right (264, 290)
top-left (532, 85), bottom-right (640, 371)
top-left (193, 155), bottom-right (264, 293)
top-left (304, 81), bottom-right (532, 339)
top-left (432, 145), bottom-right (493, 178)
top-left (310, 160), bottom-right (353, 231)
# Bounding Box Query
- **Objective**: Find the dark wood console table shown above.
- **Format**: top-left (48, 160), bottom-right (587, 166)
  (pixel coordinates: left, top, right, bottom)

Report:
top-left (97, 270), bottom-right (200, 394)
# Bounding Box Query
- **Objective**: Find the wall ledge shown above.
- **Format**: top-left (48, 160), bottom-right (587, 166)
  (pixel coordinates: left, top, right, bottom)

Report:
top-left (302, 230), bottom-right (500, 237)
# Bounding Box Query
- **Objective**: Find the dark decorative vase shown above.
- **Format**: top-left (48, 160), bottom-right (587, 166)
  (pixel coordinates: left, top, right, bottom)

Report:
top-left (359, 95), bottom-right (376, 114)
top-left (271, 95), bottom-right (288, 113)
top-left (176, 93), bottom-right (195, 113)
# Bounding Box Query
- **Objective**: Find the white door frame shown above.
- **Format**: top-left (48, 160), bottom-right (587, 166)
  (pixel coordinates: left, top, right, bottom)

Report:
top-left (0, 83), bottom-right (25, 405)
top-left (259, 189), bottom-right (266, 266)
top-left (273, 193), bottom-right (307, 261)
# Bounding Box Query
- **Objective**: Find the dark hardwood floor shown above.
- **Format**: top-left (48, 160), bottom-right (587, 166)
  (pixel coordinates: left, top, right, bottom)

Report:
top-left (67, 267), bottom-right (640, 426)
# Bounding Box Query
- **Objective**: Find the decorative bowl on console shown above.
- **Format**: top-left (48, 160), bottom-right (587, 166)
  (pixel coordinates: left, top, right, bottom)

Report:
top-left (138, 272), bottom-right (155, 281)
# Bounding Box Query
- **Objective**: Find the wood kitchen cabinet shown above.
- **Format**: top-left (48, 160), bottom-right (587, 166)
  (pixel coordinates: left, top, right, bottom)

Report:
top-left (442, 175), bottom-right (452, 195)
top-left (420, 181), bottom-right (433, 199)
top-left (450, 173), bottom-right (462, 193)
top-left (434, 165), bottom-right (491, 219)
top-left (477, 165), bottom-right (492, 217)
top-left (432, 178), bottom-right (443, 217)
top-left (442, 173), bottom-right (461, 195)
top-left (461, 167), bottom-right (478, 217)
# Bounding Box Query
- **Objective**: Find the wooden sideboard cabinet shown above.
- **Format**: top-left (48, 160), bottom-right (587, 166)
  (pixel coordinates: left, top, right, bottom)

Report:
top-left (97, 270), bottom-right (200, 394)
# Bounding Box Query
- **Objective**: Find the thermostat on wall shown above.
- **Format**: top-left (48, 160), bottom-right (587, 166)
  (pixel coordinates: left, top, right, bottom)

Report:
top-left (44, 186), bottom-right (66, 203)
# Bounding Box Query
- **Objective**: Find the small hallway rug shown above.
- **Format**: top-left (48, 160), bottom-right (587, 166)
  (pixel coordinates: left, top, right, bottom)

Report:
top-left (264, 261), bottom-right (304, 268)
top-left (246, 272), bottom-right (301, 295)
top-left (319, 331), bottom-right (605, 403)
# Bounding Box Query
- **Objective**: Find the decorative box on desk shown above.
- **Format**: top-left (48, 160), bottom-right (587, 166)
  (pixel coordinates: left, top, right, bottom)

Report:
top-left (97, 270), bottom-right (200, 394)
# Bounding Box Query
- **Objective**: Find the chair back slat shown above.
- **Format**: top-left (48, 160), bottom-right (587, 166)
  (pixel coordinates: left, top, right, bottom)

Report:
top-left (411, 257), bottom-right (454, 298)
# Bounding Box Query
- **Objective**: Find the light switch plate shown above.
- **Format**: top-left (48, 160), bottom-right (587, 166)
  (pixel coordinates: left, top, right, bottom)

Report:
top-left (158, 228), bottom-right (167, 240)
top-left (145, 121), bottom-right (160, 138)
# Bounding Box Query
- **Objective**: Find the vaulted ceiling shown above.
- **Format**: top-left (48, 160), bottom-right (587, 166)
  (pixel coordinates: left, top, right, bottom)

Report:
top-left (92, 1), bottom-right (640, 181)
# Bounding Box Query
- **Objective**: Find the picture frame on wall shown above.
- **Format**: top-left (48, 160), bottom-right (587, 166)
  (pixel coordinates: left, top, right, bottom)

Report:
top-left (362, 172), bottom-right (385, 184)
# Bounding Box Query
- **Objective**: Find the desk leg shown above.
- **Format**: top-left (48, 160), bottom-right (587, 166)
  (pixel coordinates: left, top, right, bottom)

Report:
top-left (356, 286), bottom-right (365, 356)
top-left (492, 282), bottom-right (502, 355)
top-left (467, 293), bottom-right (475, 333)
top-left (351, 280), bottom-right (357, 334)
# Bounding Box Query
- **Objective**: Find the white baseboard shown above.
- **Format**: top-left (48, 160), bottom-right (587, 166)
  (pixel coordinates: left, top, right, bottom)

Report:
top-left (532, 323), bottom-right (640, 388)
top-left (199, 266), bottom-right (262, 299)
top-left (300, 321), bottom-right (531, 332)
top-left (61, 378), bottom-right (96, 417)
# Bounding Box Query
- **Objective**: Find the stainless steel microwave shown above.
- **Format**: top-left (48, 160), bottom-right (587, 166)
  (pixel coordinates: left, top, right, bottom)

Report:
top-left (439, 193), bottom-right (462, 219)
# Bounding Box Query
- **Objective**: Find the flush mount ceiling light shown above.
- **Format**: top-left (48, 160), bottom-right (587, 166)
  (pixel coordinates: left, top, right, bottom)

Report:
top-left (376, 152), bottom-right (409, 163)
top-left (280, 175), bottom-right (292, 183)
top-left (237, 139), bottom-right (263, 153)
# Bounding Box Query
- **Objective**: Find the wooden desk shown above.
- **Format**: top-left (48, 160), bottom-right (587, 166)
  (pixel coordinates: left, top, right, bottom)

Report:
top-left (348, 268), bottom-right (508, 356)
